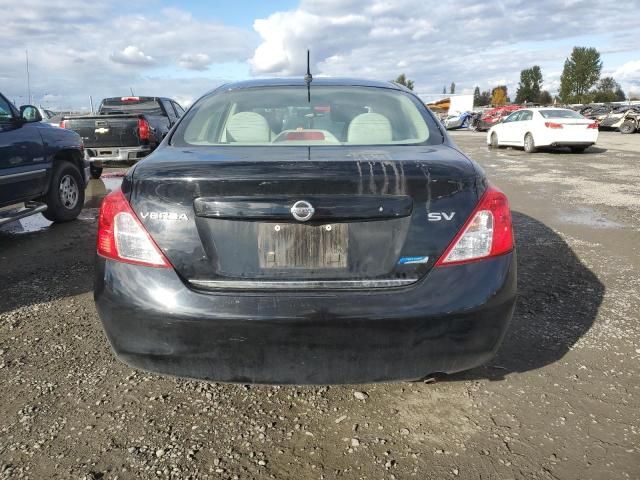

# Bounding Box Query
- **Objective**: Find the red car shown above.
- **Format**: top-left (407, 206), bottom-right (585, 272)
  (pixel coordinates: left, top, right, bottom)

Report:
top-left (475, 105), bottom-right (521, 131)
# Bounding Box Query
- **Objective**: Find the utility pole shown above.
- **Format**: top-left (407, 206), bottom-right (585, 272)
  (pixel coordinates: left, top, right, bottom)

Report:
top-left (25, 49), bottom-right (32, 104)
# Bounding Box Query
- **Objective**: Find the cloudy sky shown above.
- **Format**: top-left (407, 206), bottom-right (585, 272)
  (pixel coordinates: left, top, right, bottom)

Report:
top-left (1, 0), bottom-right (639, 110)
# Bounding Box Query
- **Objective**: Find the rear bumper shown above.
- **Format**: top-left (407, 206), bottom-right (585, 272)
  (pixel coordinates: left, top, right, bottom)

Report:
top-left (85, 146), bottom-right (152, 165)
top-left (536, 131), bottom-right (598, 148)
top-left (94, 253), bottom-right (517, 384)
top-left (548, 141), bottom-right (594, 148)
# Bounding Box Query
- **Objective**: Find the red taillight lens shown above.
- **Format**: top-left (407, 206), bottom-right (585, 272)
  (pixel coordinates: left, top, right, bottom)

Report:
top-left (59, 120), bottom-right (67, 128)
top-left (138, 118), bottom-right (150, 141)
top-left (544, 122), bottom-right (563, 129)
top-left (435, 186), bottom-right (513, 267)
top-left (285, 131), bottom-right (325, 140)
top-left (587, 122), bottom-right (598, 129)
top-left (97, 189), bottom-right (170, 268)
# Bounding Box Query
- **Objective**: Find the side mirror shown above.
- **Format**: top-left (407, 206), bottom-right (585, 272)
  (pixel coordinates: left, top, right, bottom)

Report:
top-left (19, 105), bottom-right (43, 123)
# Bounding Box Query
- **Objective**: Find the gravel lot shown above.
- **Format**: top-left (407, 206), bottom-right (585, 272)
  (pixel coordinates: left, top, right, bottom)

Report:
top-left (1, 131), bottom-right (638, 479)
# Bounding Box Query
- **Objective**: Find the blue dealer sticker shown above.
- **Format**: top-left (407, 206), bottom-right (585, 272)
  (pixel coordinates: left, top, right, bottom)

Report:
top-left (397, 256), bottom-right (430, 265)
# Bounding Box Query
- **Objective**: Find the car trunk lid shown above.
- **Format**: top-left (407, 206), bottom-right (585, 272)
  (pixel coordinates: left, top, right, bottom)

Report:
top-left (128, 145), bottom-right (481, 289)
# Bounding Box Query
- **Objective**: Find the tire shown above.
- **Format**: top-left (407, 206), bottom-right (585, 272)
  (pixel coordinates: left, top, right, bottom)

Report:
top-left (489, 132), bottom-right (499, 148)
top-left (42, 160), bottom-right (85, 222)
top-left (524, 133), bottom-right (536, 153)
top-left (90, 164), bottom-right (103, 179)
top-left (619, 120), bottom-right (636, 134)
top-left (570, 147), bottom-right (586, 154)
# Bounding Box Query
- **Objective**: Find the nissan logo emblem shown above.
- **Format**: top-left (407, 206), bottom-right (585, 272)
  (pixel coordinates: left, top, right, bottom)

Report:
top-left (290, 200), bottom-right (315, 222)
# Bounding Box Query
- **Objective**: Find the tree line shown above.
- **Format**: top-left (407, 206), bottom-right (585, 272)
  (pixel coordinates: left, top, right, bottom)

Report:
top-left (394, 46), bottom-right (631, 107)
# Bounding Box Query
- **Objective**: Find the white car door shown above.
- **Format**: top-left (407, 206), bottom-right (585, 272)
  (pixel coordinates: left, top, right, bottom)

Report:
top-left (499, 111), bottom-right (522, 144)
top-left (515, 110), bottom-right (533, 146)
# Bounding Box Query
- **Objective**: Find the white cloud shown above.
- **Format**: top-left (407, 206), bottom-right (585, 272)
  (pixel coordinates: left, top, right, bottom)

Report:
top-left (609, 60), bottom-right (640, 97)
top-left (178, 53), bottom-right (212, 71)
top-left (0, 0), bottom-right (255, 109)
top-left (250, 0), bottom-right (640, 98)
top-left (110, 46), bottom-right (156, 66)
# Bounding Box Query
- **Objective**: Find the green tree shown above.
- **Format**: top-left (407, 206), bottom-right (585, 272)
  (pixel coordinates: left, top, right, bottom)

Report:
top-left (592, 76), bottom-right (621, 103)
top-left (515, 65), bottom-right (543, 103)
top-left (615, 86), bottom-right (626, 101)
top-left (559, 47), bottom-right (602, 103)
top-left (491, 86), bottom-right (508, 106)
top-left (473, 86), bottom-right (481, 106)
top-left (473, 88), bottom-right (492, 106)
top-left (479, 90), bottom-right (492, 106)
top-left (450, 82), bottom-right (456, 94)
top-left (539, 90), bottom-right (553, 105)
top-left (393, 73), bottom-right (414, 90)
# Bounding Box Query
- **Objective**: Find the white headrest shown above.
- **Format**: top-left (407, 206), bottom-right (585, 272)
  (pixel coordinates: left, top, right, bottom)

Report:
top-left (348, 113), bottom-right (392, 143)
top-left (226, 112), bottom-right (270, 143)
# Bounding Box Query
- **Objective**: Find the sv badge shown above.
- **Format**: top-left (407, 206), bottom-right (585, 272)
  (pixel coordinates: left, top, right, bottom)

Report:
top-left (428, 212), bottom-right (456, 222)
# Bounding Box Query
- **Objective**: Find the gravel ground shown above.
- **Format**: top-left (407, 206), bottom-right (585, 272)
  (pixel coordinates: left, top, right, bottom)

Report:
top-left (1, 131), bottom-right (639, 479)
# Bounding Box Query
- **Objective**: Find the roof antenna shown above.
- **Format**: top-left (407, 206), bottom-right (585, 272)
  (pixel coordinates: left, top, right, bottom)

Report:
top-left (304, 49), bottom-right (312, 102)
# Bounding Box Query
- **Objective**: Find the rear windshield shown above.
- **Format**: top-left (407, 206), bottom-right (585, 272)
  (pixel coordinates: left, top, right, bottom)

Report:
top-left (172, 86), bottom-right (441, 146)
top-left (539, 109), bottom-right (584, 119)
top-left (99, 97), bottom-right (163, 116)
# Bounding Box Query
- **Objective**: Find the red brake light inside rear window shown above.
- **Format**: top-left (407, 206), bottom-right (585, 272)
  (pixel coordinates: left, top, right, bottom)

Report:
top-left (285, 131), bottom-right (325, 141)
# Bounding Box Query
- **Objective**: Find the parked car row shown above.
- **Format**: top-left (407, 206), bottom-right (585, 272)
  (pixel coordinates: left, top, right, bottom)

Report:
top-left (438, 105), bottom-right (524, 132)
top-left (576, 103), bottom-right (640, 134)
top-left (0, 92), bottom-right (184, 226)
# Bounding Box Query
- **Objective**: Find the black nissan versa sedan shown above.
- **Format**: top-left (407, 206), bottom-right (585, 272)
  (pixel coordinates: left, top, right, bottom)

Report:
top-left (94, 78), bottom-right (517, 384)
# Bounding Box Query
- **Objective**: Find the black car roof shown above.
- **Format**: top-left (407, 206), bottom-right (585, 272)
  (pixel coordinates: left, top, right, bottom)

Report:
top-left (212, 77), bottom-right (407, 93)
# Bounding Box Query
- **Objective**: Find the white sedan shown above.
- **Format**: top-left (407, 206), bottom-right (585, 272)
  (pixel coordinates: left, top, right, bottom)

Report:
top-left (487, 107), bottom-right (599, 153)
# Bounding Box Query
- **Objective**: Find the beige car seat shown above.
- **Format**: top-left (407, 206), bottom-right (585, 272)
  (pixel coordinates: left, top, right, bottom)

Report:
top-left (226, 112), bottom-right (271, 143)
top-left (347, 113), bottom-right (392, 143)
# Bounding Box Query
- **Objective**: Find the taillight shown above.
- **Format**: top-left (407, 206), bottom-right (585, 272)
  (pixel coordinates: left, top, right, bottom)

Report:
top-left (435, 186), bottom-right (513, 266)
top-left (587, 122), bottom-right (598, 129)
top-left (544, 122), bottom-right (563, 129)
top-left (138, 118), bottom-right (150, 141)
top-left (59, 120), bottom-right (67, 128)
top-left (97, 189), bottom-right (171, 268)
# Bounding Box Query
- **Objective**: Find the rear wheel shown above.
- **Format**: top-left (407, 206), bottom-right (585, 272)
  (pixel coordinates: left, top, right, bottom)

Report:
top-left (489, 132), bottom-right (499, 148)
top-left (42, 160), bottom-right (85, 222)
top-left (523, 133), bottom-right (536, 153)
top-left (570, 146), bottom-right (586, 154)
top-left (619, 120), bottom-right (636, 134)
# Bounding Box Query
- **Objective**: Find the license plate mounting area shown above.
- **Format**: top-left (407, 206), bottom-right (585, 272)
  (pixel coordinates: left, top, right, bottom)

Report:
top-left (258, 223), bottom-right (348, 269)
